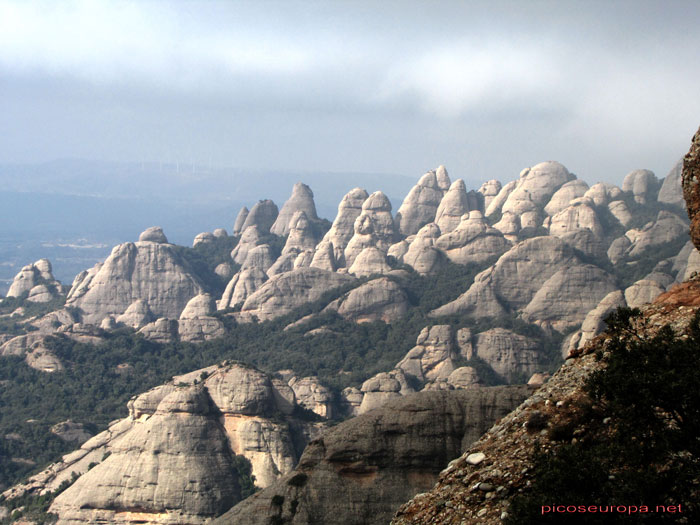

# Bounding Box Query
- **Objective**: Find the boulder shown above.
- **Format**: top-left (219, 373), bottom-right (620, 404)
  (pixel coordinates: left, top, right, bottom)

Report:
top-left (682, 126), bottom-right (700, 251)
top-left (240, 244), bottom-right (276, 273)
top-left (485, 179), bottom-right (517, 217)
top-left (359, 369), bottom-right (414, 414)
top-left (219, 268), bottom-right (269, 310)
top-left (138, 226), bottom-right (168, 243)
top-left (543, 179), bottom-right (590, 216)
top-left (471, 328), bottom-right (540, 383)
top-left (344, 191), bottom-right (397, 266)
top-left (289, 376), bottom-right (333, 419)
top-left (271, 183), bottom-right (319, 236)
top-left (624, 279), bottom-right (666, 308)
top-left (575, 290), bottom-right (627, 349)
top-left (522, 264), bottom-right (619, 332)
top-left (6, 259), bottom-right (63, 301)
top-left (583, 182), bottom-right (623, 206)
top-left (395, 170), bottom-right (448, 236)
top-left (396, 325), bottom-right (459, 383)
top-left (238, 268), bottom-right (355, 322)
top-left (66, 238), bottom-right (205, 324)
top-left (178, 294), bottom-right (225, 342)
top-left (402, 223), bottom-right (445, 275)
top-left (447, 367), bottom-right (481, 389)
top-left (658, 159), bottom-right (684, 207)
top-left (608, 199), bottom-right (633, 227)
top-left (622, 169), bottom-right (658, 204)
top-left (549, 199), bottom-right (603, 238)
top-left (435, 211), bottom-right (510, 265)
top-left (435, 179), bottom-right (471, 233)
top-left (627, 211), bottom-right (688, 258)
top-left (115, 299), bottom-right (154, 329)
top-left (241, 199), bottom-right (279, 233)
top-left (216, 388), bottom-right (530, 525)
top-left (49, 386), bottom-right (242, 524)
top-left (478, 179), bottom-right (502, 210)
top-left (309, 240), bottom-right (337, 272)
top-left (193, 231), bottom-right (216, 247)
top-left (281, 211), bottom-right (318, 256)
top-left (324, 277), bottom-right (409, 323)
top-left (138, 318), bottom-right (179, 343)
top-left (214, 262), bottom-right (234, 279)
top-left (231, 225), bottom-right (264, 265)
top-left (321, 187), bottom-right (369, 266)
top-left (348, 246), bottom-right (392, 277)
top-left (233, 206), bottom-right (249, 235)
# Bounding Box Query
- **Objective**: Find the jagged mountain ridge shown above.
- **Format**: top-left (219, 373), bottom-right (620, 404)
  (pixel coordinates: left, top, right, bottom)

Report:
top-left (0, 155), bottom-right (697, 523)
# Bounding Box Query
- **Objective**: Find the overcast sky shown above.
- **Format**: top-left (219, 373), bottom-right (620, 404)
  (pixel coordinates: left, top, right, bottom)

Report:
top-left (1, 0), bottom-right (699, 188)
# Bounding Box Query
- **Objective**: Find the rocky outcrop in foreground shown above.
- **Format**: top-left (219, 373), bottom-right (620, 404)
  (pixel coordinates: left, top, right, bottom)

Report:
top-left (682, 126), bottom-right (700, 251)
top-left (214, 387), bottom-right (530, 525)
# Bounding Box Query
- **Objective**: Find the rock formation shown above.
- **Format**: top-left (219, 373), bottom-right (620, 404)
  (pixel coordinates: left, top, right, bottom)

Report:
top-left (281, 211), bottom-right (319, 256)
top-left (323, 277), bottom-right (409, 323)
top-left (215, 387), bottom-right (530, 525)
top-left (622, 168), bottom-right (658, 204)
top-left (395, 170), bottom-right (448, 235)
top-left (178, 293), bottom-right (225, 342)
top-left (271, 183), bottom-right (319, 236)
top-left (66, 228), bottom-right (205, 324)
top-left (402, 223), bottom-right (445, 275)
top-left (434, 211), bottom-right (510, 265)
top-left (50, 386), bottom-right (242, 524)
top-left (347, 246), bottom-right (392, 276)
top-left (682, 126), bottom-right (700, 250)
top-left (320, 187), bottom-right (368, 266)
top-left (6, 258), bottom-right (64, 302)
top-left (435, 179), bottom-right (471, 233)
top-left (230, 225), bottom-right (264, 265)
top-left (241, 199), bottom-right (279, 233)
top-left (658, 159), bottom-right (684, 207)
top-left (232, 206), bottom-right (249, 235)
top-left (478, 179), bottom-right (502, 210)
top-left (219, 268), bottom-right (268, 310)
top-left (115, 299), bottom-right (154, 329)
top-left (237, 268), bottom-right (355, 322)
top-left (470, 328), bottom-right (540, 382)
top-left (358, 368), bottom-right (414, 414)
top-left (543, 180), bottom-right (589, 216)
top-left (344, 191), bottom-right (397, 266)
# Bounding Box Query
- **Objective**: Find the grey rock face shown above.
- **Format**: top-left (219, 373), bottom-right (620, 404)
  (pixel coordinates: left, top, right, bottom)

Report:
top-left (309, 240), bottom-right (337, 272)
top-left (431, 236), bottom-right (576, 319)
top-left (50, 386), bottom-right (241, 524)
top-left (624, 279), bottom-right (666, 308)
top-left (289, 376), bottom-right (334, 419)
top-left (178, 294), bottom-right (225, 342)
top-left (522, 264), bottom-right (618, 331)
top-left (608, 199), bottom-right (633, 227)
top-left (396, 325), bottom-right (460, 383)
top-left (543, 180), bottom-right (590, 216)
top-left (282, 211), bottom-right (319, 256)
top-left (622, 169), bottom-right (658, 204)
top-left (434, 211), bottom-right (510, 265)
top-left (138, 318), bottom-right (179, 343)
top-left (348, 246), bottom-right (392, 276)
top-left (215, 388), bottom-right (530, 525)
top-left (6, 258), bottom-right (63, 301)
top-left (324, 277), bottom-right (409, 323)
top-left (238, 268), bottom-right (355, 322)
top-left (435, 179), bottom-right (470, 233)
top-left (549, 199), bottom-right (603, 238)
top-left (395, 170), bottom-right (447, 235)
top-left (115, 299), bottom-right (154, 329)
top-left (193, 231), bottom-right (216, 247)
top-left (241, 199), bottom-right (279, 233)
top-left (344, 191), bottom-right (397, 266)
top-left (321, 187), bottom-right (369, 266)
top-left (658, 159), bottom-right (684, 207)
top-left (240, 244), bottom-right (275, 273)
top-left (575, 290), bottom-right (627, 349)
top-left (232, 206), bottom-right (249, 235)
top-left (478, 179), bottom-right (502, 210)
top-left (359, 368), bottom-right (414, 414)
top-left (214, 262), bottom-right (234, 279)
top-left (271, 183), bottom-right (319, 236)
top-left (231, 225), bottom-right (264, 265)
top-left (138, 226), bottom-right (168, 243)
top-left (583, 182), bottom-right (623, 206)
top-left (219, 268), bottom-right (268, 310)
top-left (471, 328), bottom-right (540, 382)
top-left (66, 240), bottom-right (205, 324)
top-left (627, 211), bottom-right (688, 258)
top-left (500, 161), bottom-right (573, 227)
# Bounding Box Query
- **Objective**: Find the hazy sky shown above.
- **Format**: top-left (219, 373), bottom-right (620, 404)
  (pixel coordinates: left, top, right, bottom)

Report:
top-left (1, 0), bottom-right (699, 188)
